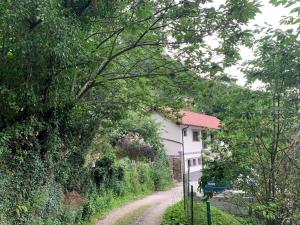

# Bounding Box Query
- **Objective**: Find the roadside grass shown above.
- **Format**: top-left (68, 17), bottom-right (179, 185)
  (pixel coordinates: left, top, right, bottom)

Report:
top-left (162, 201), bottom-right (262, 225)
top-left (79, 192), bottom-right (151, 225)
top-left (115, 204), bottom-right (151, 225)
top-left (79, 182), bottom-right (176, 225)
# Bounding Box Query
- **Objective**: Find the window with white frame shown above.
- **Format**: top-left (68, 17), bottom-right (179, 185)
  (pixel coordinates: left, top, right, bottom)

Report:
top-left (192, 130), bottom-right (200, 141)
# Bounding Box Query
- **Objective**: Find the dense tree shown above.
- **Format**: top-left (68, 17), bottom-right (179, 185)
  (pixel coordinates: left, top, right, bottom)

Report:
top-left (199, 29), bottom-right (300, 224)
top-left (0, 0), bottom-right (260, 223)
top-left (242, 29), bottom-right (300, 225)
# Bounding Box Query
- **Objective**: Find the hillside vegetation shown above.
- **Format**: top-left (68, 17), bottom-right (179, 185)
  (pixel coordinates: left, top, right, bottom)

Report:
top-left (1, 0), bottom-right (300, 224)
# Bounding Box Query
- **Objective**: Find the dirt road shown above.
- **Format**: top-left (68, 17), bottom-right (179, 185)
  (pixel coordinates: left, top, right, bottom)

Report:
top-left (95, 185), bottom-right (182, 225)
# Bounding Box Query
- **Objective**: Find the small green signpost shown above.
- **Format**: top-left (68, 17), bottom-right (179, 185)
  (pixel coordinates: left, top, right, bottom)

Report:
top-left (206, 200), bottom-right (212, 225)
top-left (203, 182), bottom-right (227, 225)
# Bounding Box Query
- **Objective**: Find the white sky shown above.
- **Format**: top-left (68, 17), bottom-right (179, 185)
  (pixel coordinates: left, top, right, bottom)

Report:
top-left (225, 0), bottom-right (298, 88)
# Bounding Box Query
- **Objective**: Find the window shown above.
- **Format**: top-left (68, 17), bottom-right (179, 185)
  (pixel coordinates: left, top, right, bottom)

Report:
top-left (193, 131), bottom-right (199, 141)
top-left (198, 158), bottom-right (201, 165)
top-left (193, 159), bottom-right (196, 166)
top-left (202, 142), bottom-right (207, 149)
top-left (188, 159), bottom-right (191, 167)
top-left (183, 129), bottom-right (187, 136)
top-left (210, 133), bottom-right (214, 141)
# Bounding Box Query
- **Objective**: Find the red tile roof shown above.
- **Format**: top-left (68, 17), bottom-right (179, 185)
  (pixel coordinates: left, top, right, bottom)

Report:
top-left (180, 110), bottom-right (221, 129)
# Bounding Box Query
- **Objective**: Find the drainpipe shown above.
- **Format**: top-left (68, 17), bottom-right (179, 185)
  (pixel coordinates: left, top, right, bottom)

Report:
top-left (181, 125), bottom-right (189, 176)
top-left (181, 125), bottom-right (189, 212)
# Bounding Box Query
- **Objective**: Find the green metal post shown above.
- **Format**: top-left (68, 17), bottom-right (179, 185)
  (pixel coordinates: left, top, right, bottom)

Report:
top-left (187, 166), bottom-right (190, 218)
top-left (206, 200), bottom-right (212, 225)
top-left (187, 166), bottom-right (190, 193)
top-left (183, 174), bottom-right (186, 211)
top-left (191, 185), bottom-right (194, 225)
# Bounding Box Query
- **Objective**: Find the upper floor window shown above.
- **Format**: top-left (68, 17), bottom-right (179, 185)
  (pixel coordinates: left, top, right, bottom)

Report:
top-left (188, 159), bottom-right (191, 167)
top-left (193, 131), bottom-right (199, 141)
top-left (183, 129), bottom-right (187, 136)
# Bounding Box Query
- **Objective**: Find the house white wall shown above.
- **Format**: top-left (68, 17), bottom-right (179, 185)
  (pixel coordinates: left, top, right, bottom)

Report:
top-left (181, 126), bottom-right (204, 173)
top-left (151, 112), bottom-right (182, 156)
top-left (152, 112), bottom-right (212, 174)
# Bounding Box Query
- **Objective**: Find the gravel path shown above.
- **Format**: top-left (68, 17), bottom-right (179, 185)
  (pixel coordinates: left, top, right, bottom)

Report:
top-left (95, 185), bottom-right (182, 225)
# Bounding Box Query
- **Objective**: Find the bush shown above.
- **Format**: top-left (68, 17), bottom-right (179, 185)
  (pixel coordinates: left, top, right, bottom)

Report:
top-left (237, 217), bottom-right (262, 225)
top-left (30, 182), bottom-right (64, 219)
top-left (80, 157), bottom-right (168, 223)
top-left (162, 201), bottom-right (261, 225)
top-left (82, 191), bottom-right (114, 220)
top-left (110, 111), bottom-right (173, 191)
top-left (151, 153), bottom-right (172, 191)
top-left (92, 150), bottom-right (125, 192)
top-left (137, 162), bottom-right (155, 192)
top-left (116, 136), bottom-right (156, 162)
top-left (0, 111), bottom-right (172, 224)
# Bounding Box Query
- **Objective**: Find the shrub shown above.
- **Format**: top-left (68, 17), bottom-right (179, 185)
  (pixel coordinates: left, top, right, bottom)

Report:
top-left (117, 158), bottom-right (155, 195)
top-left (82, 191), bottom-right (114, 220)
top-left (92, 150), bottom-right (125, 191)
top-left (151, 154), bottom-right (172, 190)
top-left (110, 112), bottom-right (173, 191)
top-left (116, 135), bottom-right (156, 162)
top-left (137, 162), bottom-right (155, 192)
top-left (30, 181), bottom-right (64, 219)
top-left (237, 217), bottom-right (263, 225)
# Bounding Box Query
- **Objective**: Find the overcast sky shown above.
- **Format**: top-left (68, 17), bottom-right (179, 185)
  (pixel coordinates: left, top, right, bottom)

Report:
top-left (225, 0), bottom-right (298, 88)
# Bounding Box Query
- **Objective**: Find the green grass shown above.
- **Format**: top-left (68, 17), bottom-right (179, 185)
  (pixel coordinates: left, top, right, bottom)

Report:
top-left (162, 201), bottom-right (262, 225)
top-left (115, 204), bottom-right (151, 225)
top-left (78, 181), bottom-right (175, 225)
top-left (79, 192), bottom-right (151, 225)
top-left (162, 201), bottom-right (188, 225)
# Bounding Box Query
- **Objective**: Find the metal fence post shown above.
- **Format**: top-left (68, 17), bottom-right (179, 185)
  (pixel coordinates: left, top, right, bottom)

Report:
top-left (191, 185), bottom-right (194, 225)
top-left (183, 174), bottom-right (186, 210)
top-left (187, 166), bottom-right (190, 219)
top-left (187, 166), bottom-right (190, 193)
top-left (206, 200), bottom-right (212, 225)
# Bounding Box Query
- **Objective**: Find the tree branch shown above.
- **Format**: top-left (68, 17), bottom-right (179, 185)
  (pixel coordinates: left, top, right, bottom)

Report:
top-left (76, 16), bottom-right (165, 98)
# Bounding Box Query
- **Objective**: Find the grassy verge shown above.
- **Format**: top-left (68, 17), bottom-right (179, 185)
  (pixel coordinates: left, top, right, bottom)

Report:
top-left (161, 201), bottom-right (262, 225)
top-left (115, 204), bottom-right (151, 225)
top-left (79, 182), bottom-right (175, 225)
top-left (79, 191), bottom-right (151, 225)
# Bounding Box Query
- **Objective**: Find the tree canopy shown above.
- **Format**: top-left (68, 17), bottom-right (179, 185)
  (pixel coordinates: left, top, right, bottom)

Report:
top-left (0, 0), bottom-right (261, 224)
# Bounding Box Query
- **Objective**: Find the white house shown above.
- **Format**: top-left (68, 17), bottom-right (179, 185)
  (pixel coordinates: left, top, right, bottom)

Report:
top-left (151, 110), bottom-right (220, 181)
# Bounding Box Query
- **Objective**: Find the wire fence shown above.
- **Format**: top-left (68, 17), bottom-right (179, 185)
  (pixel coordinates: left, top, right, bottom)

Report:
top-left (183, 167), bottom-right (212, 225)
top-left (183, 167), bottom-right (252, 225)
top-left (183, 167), bottom-right (195, 224)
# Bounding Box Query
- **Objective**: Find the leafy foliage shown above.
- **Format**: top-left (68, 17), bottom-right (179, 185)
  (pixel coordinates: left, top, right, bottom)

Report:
top-left (194, 30), bottom-right (300, 224)
top-left (0, 0), bottom-right (261, 223)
